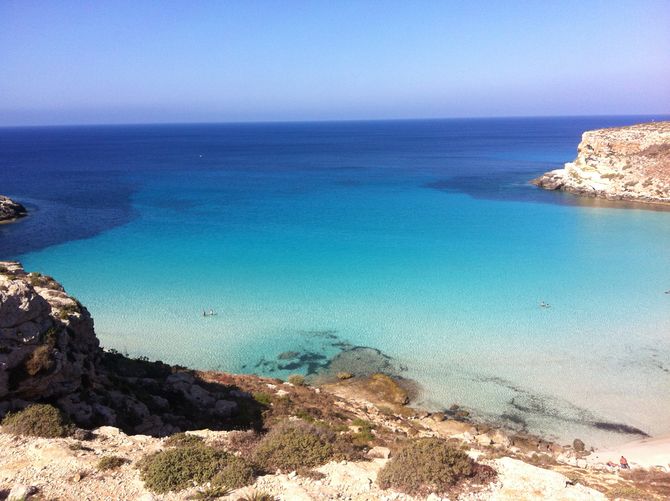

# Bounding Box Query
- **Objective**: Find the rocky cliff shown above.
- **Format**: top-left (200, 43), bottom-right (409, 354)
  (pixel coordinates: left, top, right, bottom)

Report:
top-left (0, 262), bottom-right (246, 436)
top-left (532, 121), bottom-right (670, 204)
top-left (0, 196), bottom-right (27, 222)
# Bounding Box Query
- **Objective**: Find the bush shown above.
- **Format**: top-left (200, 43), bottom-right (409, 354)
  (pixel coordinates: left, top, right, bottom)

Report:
top-left (138, 445), bottom-right (229, 494)
top-left (253, 419), bottom-right (334, 472)
top-left (2, 404), bottom-right (72, 438)
top-left (351, 418), bottom-right (375, 446)
top-left (287, 374), bottom-right (305, 386)
top-left (164, 432), bottom-right (204, 448)
top-left (252, 392), bottom-right (272, 406)
top-left (97, 455), bottom-right (129, 471)
top-left (377, 438), bottom-right (478, 496)
top-left (227, 430), bottom-right (261, 455)
top-left (25, 345), bottom-right (54, 375)
top-left (212, 456), bottom-right (255, 488)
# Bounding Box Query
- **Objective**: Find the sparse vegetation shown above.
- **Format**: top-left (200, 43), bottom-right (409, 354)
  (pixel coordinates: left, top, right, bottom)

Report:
top-left (186, 486), bottom-right (232, 500)
top-left (58, 302), bottom-right (80, 320)
top-left (252, 391), bottom-right (272, 406)
top-left (253, 419), bottom-right (334, 472)
top-left (212, 456), bottom-right (255, 489)
top-left (377, 437), bottom-right (490, 496)
top-left (351, 418), bottom-right (375, 446)
top-left (226, 430), bottom-right (261, 455)
top-left (25, 345), bottom-right (54, 375)
top-left (164, 432), bottom-right (204, 448)
top-left (2, 404), bottom-right (72, 438)
top-left (97, 455), bottom-right (129, 471)
top-left (138, 445), bottom-right (229, 493)
top-left (619, 468), bottom-right (670, 500)
top-left (68, 442), bottom-right (93, 452)
top-left (287, 374), bottom-right (305, 386)
top-left (238, 491), bottom-right (275, 501)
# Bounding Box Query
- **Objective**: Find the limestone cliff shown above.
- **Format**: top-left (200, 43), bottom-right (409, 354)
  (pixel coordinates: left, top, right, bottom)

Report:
top-left (0, 262), bottom-right (244, 436)
top-left (532, 121), bottom-right (670, 204)
top-left (0, 196), bottom-right (27, 222)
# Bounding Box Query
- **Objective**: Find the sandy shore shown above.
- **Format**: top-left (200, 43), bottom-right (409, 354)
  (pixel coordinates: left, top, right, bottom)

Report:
top-left (588, 434), bottom-right (670, 469)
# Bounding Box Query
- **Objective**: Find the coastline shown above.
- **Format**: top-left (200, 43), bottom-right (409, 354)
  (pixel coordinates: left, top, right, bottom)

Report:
top-left (532, 121), bottom-right (670, 206)
top-left (1, 261), bottom-right (669, 499)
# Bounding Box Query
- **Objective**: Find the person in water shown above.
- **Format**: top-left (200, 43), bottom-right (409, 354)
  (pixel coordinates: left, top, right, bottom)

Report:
top-left (540, 301), bottom-right (551, 308)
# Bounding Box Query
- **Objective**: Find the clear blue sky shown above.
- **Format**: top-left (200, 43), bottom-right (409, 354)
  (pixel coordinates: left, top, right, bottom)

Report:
top-left (1, 0), bottom-right (668, 125)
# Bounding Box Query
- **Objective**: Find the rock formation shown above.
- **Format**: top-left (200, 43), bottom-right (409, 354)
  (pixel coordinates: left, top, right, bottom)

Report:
top-left (0, 262), bottom-right (248, 436)
top-left (0, 196), bottom-right (27, 222)
top-left (532, 121), bottom-right (670, 204)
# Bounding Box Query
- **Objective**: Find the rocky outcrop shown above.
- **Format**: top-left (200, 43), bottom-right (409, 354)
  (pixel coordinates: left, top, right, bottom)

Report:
top-left (0, 263), bottom-right (98, 404)
top-left (0, 262), bottom-right (248, 436)
top-left (532, 121), bottom-right (670, 204)
top-left (0, 196), bottom-right (27, 222)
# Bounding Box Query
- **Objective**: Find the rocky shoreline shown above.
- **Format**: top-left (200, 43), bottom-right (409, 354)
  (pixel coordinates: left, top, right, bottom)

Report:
top-left (1, 262), bottom-right (669, 499)
top-left (0, 196), bottom-right (27, 223)
top-left (532, 121), bottom-right (670, 205)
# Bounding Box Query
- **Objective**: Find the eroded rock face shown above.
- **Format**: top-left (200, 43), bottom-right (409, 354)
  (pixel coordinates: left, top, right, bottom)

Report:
top-left (0, 262), bottom-right (249, 436)
top-left (0, 263), bottom-right (99, 404)
top-left (532, 121), bottom-right (670, 204)
top-left (0, 196), bottom-right (27, 222)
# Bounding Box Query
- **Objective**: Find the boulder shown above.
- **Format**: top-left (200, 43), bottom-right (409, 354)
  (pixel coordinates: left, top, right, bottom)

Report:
top-left (7, 484), bottom-right (37, 501)
top-left (214, 399), bottom-right (238, 417)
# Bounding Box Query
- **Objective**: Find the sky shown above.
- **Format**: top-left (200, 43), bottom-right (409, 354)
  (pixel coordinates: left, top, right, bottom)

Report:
top-left (1, 0), bottom-right (669, 125)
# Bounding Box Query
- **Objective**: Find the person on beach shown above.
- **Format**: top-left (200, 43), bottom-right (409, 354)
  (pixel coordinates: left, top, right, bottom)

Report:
top-left (619, 456), bottom-right (629, 469)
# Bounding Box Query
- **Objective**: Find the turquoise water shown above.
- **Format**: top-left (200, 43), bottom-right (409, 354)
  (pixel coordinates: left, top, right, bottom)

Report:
top-left (2, 117), bottom-right (669, 446)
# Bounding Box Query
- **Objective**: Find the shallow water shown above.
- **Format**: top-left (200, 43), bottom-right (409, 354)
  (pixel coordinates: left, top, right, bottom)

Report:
top-left (2, 117), bottom-right (669, 446)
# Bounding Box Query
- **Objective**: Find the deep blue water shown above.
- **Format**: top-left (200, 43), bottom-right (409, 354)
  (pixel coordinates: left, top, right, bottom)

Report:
top-left (2, 116), bottom-right (669, 446)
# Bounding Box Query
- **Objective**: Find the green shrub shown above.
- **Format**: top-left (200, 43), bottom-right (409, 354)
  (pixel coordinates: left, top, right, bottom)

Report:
top-left (2, 404), bottom-right (72, 438)
top-left (97, 455), bottom-right (129, 471)
top-left (252, 392), bottom-right (272, 406)
top-left (138, 445), bottom-right (229, 494)
top-left (212, 457), bottom-right (255, 489)
top-left (164, 432), bottom-right (204, 448)
top-left (377, 437), bottom-right (476, 496)
top-left (351, 418), bottom-right (375, 446)
top-left (253, 419), bottom-right (334, 472)
top-left (287, 374), bottom-right (305, 386)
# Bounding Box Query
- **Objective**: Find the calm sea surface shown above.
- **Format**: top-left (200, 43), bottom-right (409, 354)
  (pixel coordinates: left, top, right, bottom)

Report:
top-left (2, 117), bottom-right (669, 446)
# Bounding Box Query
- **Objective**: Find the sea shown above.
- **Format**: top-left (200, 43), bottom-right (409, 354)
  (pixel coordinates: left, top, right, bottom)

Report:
top-left (1, 116), bottom-right (669, 447)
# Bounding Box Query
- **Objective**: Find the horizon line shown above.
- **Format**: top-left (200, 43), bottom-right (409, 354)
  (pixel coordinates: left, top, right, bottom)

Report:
top-left (1, 112), bottom-right (669, 129)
